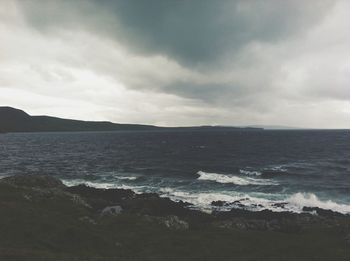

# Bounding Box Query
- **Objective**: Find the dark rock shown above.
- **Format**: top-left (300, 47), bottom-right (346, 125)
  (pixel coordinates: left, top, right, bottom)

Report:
top-left (211, 200), bottom-right (226, 207)
top-left (272, 202), bottom-right (288, 209)
top-left (1, 174), bottom-right (65, 189)
top-left (124, 195), bottom-right (192, 217)
top-left (67, 184), bottom-right (135, 210)
top-left (229, 200), bottom-right (246, 208)
top-left (178, 200), bottom-right (193, 207)
top-left (302, 207), bottom-right (345, 217)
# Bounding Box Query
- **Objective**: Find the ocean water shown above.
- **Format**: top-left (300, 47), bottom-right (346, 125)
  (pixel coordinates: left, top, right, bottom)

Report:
top-left (1, 130), bottom-right (350, 214)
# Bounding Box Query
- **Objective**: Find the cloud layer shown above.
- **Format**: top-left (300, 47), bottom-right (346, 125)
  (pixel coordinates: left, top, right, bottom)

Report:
top-left (0, 0), bottom-right (349, 128)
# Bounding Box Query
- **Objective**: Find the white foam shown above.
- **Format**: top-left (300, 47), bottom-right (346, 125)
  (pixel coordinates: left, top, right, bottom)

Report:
top-left (115, 176), bottom-right (138, 181)
top-left (159, 187), bottom-right (350, 215)
top-left (159, 189), bottom-right (286, 212)
top-left (159, 187), bottom-right (176, 193)
top-left (265, 165), bottom-right (288, 172)
top-left (62, 179), bottom-right (146, 193)
top-left (239, 169), bottom-right (262, 176)
top-left (287, 192), bottom-right (350, 215)
top-left (197, 171), bottom-right (277, 185)
top-left (62, 179), bottom-right (350, 215)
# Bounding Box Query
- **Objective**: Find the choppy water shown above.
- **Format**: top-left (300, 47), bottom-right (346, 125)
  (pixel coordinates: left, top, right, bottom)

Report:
top-left (1, 130), bottom-right (350, 214)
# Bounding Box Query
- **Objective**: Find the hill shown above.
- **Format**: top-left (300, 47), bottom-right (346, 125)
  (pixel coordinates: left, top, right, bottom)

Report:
top-left (0, 106), bottom-right (263, 133)
top-left (0, 107), bottom-right (159, 133)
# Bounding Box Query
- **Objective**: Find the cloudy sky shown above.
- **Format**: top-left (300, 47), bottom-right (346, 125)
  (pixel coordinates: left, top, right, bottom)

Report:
top-left (1, 0), bottom-right (350, 128)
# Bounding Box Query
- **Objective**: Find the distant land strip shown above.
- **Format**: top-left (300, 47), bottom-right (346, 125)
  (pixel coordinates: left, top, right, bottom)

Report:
top-left (0, 106), bottom-right (263, 133)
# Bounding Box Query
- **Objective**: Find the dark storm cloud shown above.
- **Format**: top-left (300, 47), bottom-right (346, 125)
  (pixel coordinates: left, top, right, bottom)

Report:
top-left (3, 0), bottom-right (350, 128)
top-left (18, 0), bottom-right (333, 67)
top-left (165, 82), bottom-right (236, 103)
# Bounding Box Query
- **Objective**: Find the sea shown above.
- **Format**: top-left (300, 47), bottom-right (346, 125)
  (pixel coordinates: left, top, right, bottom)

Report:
top-left (1, 130), bottom-right (350, 214)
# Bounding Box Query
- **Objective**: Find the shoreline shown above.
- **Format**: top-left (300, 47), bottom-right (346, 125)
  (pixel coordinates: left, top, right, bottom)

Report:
top-left (62, 177), bottom-right (350, 216)
top-left (1, 174), bottom-right (350, 260)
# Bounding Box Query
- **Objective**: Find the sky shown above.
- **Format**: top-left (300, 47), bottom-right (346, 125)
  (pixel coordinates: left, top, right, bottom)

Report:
top-left (1, 0), bottom-right (350, 128)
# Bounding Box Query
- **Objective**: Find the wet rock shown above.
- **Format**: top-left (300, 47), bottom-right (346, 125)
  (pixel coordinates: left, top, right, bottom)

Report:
top-left (101, 206), bottom-right (123, 216)
top-left (302, 207), bottom-right (345, 217)
top-left (211, 200), bottom-right (226, 207)
top-left (271, 202), bottom-right (288, 209)
top-left (230, 200), bottom-right (246, 208)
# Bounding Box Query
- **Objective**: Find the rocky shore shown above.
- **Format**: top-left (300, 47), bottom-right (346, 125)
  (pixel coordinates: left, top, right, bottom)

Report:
top-left (0, 174), bottom-right (350, 260)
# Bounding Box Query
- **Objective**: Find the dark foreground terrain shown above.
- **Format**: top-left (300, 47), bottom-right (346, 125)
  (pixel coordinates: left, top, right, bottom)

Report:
top-left (0, 175), bottom-right (349, 261)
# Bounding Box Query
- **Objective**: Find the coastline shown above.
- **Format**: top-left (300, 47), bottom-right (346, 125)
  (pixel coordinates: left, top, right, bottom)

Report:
top-left (0, 174), bottom-right (349, 260)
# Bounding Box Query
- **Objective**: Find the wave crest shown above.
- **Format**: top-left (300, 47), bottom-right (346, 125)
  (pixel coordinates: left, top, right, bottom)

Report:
top-left (197, 171), bottom-right (277, 186)
top-left (63, 179), bottom-right (350, 215)
top-left (287, 193), bottom-right (350, 215)
top-left (239, 169), bottom-right (262, 176)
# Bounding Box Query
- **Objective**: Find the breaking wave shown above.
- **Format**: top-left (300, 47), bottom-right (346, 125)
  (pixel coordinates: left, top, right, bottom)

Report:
top-left (160, 188), bottom-right (350, 215)
top-left (63, 177), bottom-right (350, 215)
top-left (62, 179), bottom-right (147, 193)
top-left (287, 193), bottom-right (350, 215)
top-left (115, 176), bottom-right (138, 181)
top-left (239, 169), bottom-right (262, 176)
top-left (197, 171), bottom-right (277, 186)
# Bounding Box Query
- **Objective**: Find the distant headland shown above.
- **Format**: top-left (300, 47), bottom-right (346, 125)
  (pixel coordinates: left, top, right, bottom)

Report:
top-left (0, 106), bottom-right (263, 133)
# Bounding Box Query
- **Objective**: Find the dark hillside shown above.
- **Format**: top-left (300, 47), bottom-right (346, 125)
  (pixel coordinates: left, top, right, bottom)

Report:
top-left (0, 107), bottom-right (159, 133)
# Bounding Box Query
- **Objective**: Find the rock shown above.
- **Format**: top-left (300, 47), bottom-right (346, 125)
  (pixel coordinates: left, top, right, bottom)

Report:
top-left (302, 207), bottom-right (344, 217)
top-left (101, 206), bottom-right (123, 216)
top-left (67, 185), bottom-right (135, 210)
top-left (1, 174), bottom-right (91, 209)
top-left (161, 215), bottom-right (189, 230)
top-left (1, 174), bottom-right (65, 189)
top-left (271, 202), bottom-right (288, 209)
top-left (230, 200), bottom-right (246, 208)
top-left (125, 195), bottom-right (193, 217)
top-left (211, 200), bottom-right (226, 207)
